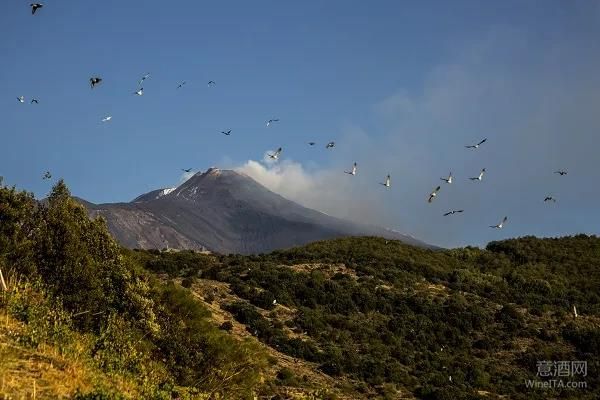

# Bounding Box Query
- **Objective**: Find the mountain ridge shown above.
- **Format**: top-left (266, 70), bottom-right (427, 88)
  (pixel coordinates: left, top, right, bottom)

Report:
top-left (80, 168), bottom-right (432, 254)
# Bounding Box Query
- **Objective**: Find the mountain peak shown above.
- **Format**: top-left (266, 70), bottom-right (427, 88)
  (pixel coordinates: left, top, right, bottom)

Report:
top-left (82, 167), bottom-right (431, 254)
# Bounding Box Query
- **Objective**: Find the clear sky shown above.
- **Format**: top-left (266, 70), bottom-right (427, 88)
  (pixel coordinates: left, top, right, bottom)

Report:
top-left (1, 0), bottom-right (599, 248)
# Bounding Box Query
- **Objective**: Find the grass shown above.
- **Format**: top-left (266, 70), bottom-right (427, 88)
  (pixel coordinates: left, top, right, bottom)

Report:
top-left (0, 303), bottom-right (140, 399)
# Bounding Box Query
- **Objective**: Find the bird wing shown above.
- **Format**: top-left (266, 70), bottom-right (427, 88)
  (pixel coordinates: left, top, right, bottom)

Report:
top-left (478, 138), bottom-right (487, 145)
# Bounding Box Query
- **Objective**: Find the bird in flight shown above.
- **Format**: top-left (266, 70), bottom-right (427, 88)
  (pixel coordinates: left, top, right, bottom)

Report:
top-left (181, 168), bottom-right (193, 173)
top-left (134, 88), bottom-right (144, 96)
top-left (42, 171), bottom-right (51, 180)
top-left (443, 210), bottom-right (464, 216)
top-left (101, 116), bottom-right (112, 122)
top-left (440, 172), bottom-right (453, 184)
top-left (490, 216), bottom-right (508, 229)
top-left (554, 170), bottom-right (568, 176)
top-left (138, 73), bottom-right (150, 86)
top-left (326, 141), bottom-right (335, 149)
top-left (344, 162), bottom-right (357, 176)
top-left (544, 196), bottom-right (556, 203)
top-left (469, 168), bottom-right (486, 181)
top-left (90, 77), bottom-right (102, 89)
top-left (266, 119), bottom-right (279, 127)
top-left (177, 81), bottom-right (186, 89)
top-left (465, 138), bottom-right (487, 149)
top-left (268, 147), bottom-right (283, 160)
top-left (30, 3), bottom-right (43, 15)
top-left (17, 96), bottom-right (25, 103)
top-left (207, 80), bottom-right (216, 87)
top-left (308, 142), bottom-right (316, 146)
top-left (380, 174), bottom-right (391, 188)
top-left (30, 99), bottom-right (39, 104)
top-left (428, 186), bottom-right (441, 203)
top-left (221, 130), bottom-right (232, 136)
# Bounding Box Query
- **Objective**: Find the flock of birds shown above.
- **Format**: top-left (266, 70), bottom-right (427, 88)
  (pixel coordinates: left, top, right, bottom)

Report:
top-left (20, 3), bottom-right (570, 232)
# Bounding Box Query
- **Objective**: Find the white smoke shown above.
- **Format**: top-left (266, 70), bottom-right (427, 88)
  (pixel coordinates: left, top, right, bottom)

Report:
top-left (236, 158), bottom-right (383, 224)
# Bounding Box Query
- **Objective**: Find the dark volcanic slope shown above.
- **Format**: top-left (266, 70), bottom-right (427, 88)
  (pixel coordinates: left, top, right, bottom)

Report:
top-left (82, 168), bottom-right (430, 254)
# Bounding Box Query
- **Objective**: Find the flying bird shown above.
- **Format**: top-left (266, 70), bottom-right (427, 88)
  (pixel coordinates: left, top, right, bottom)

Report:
top-left (30, 3), bottom-right (43, 15)
top-left (17, 96), bottom-right (24, 103)
top-left (42, 171), bottom-right (51, 180)
top-left (544, 196), bottom-right (556, 203)
top-left (30, 99), bottom-right (39, 104)
top-left (469, 168), bottom-right (486, 181)
top-left (266, 119), bottom-right (279, 127)
top-left (443, 210), bottom-right (464, 216)
top-left (181, 168), bottom-right (193, 173)
top-left (344, 162), bottom-right (357, 176)
top-left (308, 142), bottom-right (316, 146)
top-left (428, 186), bottom-right (441, 203)
top-left (465, 138), bottom-right (487, 149)
top-left (573, 305), bottom-right (578, 318)
top-left (177, 81), bottom-right (186, 89)
top-left (90, 77), bottom-right (102, 89)
top-left (272, 299), bottom-right (277, 306)
top-left (268, 147), bottom-right (283, 160)
top-left (440, 172), bottom-right (453, 184)
top-left (554, 170), bottom-right (568, 176)
top-left (380, 174), bottom-right (391, 188)
top-left (138, 73), bottom-right (150, 86)
top-left (207, 80), bottom-right (216, 87)
top-left (134, 88), bottom-right (144, 96)
top-left (326, 141), bottom-right (335, 149)
top-left (489, 216), bottom-right (508, 229)
top-left (101, 116), bottom-right (112, 122)
top-left (221, 130), bottom-right (231, 136)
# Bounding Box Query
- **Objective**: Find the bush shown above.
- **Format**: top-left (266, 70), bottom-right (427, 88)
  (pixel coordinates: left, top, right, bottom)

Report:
top-left (220, 320), bottom-right (234, 331)
top-left (181, 276), bottom-right (196, 288)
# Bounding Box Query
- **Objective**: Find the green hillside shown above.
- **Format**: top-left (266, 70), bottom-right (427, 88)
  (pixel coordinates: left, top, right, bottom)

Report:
top-left (1, 180), bottom-right (598, 399)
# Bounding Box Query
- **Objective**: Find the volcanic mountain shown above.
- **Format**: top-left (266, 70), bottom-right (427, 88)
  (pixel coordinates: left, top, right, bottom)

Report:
top-left (81, 168), bottom-right (430, 254)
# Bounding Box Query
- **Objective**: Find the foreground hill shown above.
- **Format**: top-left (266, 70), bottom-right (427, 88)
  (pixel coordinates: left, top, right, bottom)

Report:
top-left (134, 235), bottom-right (600, 400)
top-left (80, 168), bottom-right (429, 254)
top-left (1, 180), bottom-right (598, 399)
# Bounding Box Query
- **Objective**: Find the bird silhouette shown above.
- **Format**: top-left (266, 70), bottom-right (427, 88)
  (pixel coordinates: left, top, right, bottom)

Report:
top-left (268, 147), bottom-right (282, 160)
top-left (465, 138), bottom-right (487, 149)
top-left (90, 77), bottom-right (102, 89)
top-left (30, 3), bottom-right (43, 15)
top-left (490, 216), bottom-right (508, 229)
top-left (428, 186), bottom-right (441, 203)
top-left (443, 210), bottom-right (464, 216)
top-left (344, 162), bottom-right (357, 176)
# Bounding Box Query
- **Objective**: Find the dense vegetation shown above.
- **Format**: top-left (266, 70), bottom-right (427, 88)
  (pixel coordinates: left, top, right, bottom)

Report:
top-left (1, 179), bottom-right (599, 399)
top-left (136, 235), bottom-right (600, 399)
top-left (0, 180), bottom-right (268, 399)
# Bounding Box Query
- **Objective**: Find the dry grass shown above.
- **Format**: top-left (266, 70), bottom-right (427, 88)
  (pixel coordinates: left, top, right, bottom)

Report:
top-left (0, 312), bottom-right (138, 399)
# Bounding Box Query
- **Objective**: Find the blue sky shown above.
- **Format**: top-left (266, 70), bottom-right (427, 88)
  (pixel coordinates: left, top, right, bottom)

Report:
top-left (1, 1), bottom-right (600, 247)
